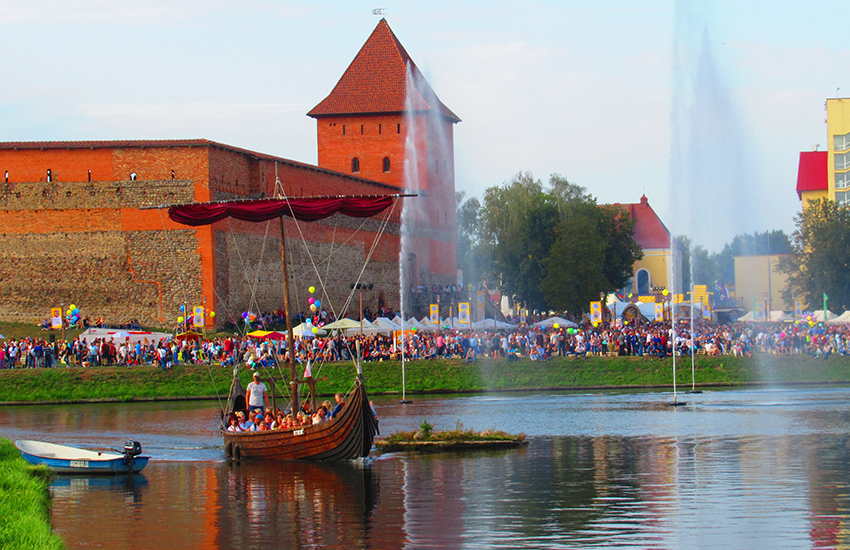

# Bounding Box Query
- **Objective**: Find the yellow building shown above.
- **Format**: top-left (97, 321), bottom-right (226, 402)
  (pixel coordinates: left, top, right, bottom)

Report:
top-left (828, 98), bottom-right (850, 204)
top-left (733, 254), bottom-right (789, 312)
top-left (613, 195), bottom-right (682, 298)
top-left (797, 97), bottom-right (850, 205)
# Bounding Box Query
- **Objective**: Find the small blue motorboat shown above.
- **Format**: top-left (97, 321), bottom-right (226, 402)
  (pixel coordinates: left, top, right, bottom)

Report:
top-left (15, 440), bottom-right (149, 474)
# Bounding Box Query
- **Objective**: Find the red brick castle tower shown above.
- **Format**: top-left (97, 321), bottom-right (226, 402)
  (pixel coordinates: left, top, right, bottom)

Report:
top-left (308, 18), bottom-right (460, 290)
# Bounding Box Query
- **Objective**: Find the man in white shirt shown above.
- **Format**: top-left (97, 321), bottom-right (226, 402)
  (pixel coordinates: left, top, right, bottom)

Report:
top-left (246, 372), bottom-right (268, 415)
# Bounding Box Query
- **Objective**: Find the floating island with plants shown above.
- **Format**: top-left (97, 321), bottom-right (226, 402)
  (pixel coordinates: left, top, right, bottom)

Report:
top-left (375, 420), bottom-right (528, 453)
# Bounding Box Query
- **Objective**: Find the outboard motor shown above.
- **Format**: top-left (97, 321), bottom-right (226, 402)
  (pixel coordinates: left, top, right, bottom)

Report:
top-left (123, 440), bottom-right (142, 468)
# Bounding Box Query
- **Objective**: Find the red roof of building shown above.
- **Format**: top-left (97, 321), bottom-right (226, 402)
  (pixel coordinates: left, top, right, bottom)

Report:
top-left (796, 150), bottom-right (828, 199)
top-left (611, 195), bottom-right (671, 250)
top-left (0, 139), bottom-right (396, 190)
top-left (308, 19), bottom-right (460, 123)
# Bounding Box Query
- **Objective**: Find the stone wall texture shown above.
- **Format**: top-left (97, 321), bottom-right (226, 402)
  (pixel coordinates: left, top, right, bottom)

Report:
top-left (0, 142), bottom-right (409, 328)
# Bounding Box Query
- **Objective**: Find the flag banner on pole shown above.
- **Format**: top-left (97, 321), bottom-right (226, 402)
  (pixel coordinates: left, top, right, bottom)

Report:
top-left (590, 301), bottom-right (602, 323)
top-left (458, 302), bottom-right (470, 324)
top-left (430, 304), bottom-right (439, 324)
top-left (755, 300), bottom-right (766, 321)
top-left (703, 304), bottom-right (711, 320)
top-left (193, 306), bottom-right (204, 327)
top-left (794, 300), bottom-right (804, 319)
top-left (654, 302), bottom-right (664, 321)
top-left (476, 291), bottom-right (486, 322)
top-left (50, 308), bottom-right (62, 329)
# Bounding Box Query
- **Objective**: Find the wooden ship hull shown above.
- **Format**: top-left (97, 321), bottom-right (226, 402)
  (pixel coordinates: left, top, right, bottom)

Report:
top-left (222, 377), bottom-right (378, 461)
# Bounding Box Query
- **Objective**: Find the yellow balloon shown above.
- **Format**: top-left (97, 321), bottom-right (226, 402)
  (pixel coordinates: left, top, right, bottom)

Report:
top-left (311, 327), bottom-right (318, 334)
top-left (177, 316), bottom-right (184, 323)
top-left (210, 311), bottom-right (215, 317)
top-left (310, 304), bottom-right (317, 312)
top-left (308, 286), bottom-right (315, 294)
top-left (662, 289), bottom-right (669, 296)
top-left (553, 323), bottom-right (559, 329)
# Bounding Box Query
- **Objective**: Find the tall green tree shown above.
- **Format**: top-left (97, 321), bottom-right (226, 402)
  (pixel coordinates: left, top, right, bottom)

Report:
top-left (456, 191), bottom-right (488, 285)
top-left (478, 172), bottom-right (643, 313)
top-left (540, 208), bottom-right (607, 313)
top-left (479, 172), bottom-right (558, 311)
top-left (778, 198), bottom-right (850, 310)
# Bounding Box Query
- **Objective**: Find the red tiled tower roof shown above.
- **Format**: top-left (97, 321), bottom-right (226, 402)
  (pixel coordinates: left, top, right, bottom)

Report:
top-left (796, 150), bottom-right (828, 200)
top-left (612, 195), bottom-right (671, 250)
top-left (307, 19), bottom-right (460, 122)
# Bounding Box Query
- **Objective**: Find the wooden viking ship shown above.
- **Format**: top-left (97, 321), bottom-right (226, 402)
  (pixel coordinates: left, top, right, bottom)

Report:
top-left (159, 183), bottom-right (409, 460)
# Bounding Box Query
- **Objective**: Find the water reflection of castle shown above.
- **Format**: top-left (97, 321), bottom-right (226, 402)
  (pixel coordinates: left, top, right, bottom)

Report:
top-left (0, 18), bottom-right (457, 325)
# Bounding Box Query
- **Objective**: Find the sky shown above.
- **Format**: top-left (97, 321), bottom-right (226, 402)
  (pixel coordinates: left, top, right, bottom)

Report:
top-left (0, 0), bottom-right (847, 251)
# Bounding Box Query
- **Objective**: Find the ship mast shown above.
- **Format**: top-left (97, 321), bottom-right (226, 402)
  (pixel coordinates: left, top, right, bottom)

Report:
top-left (274, 163), bottom-right (299, 416)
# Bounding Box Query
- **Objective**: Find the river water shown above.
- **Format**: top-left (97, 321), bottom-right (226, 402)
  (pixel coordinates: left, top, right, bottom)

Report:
top-left (2, 386), bottom-right (850, 549)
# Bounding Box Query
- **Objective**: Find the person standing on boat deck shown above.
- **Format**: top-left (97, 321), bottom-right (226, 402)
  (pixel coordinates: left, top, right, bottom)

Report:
top-left (246, 372), bottom-right (268, 416)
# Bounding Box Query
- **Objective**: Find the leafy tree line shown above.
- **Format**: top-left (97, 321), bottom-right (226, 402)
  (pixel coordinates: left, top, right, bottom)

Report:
top-left (779, 198), bottom-right (850, 311)
top-left (456, 172), bottom-right (643, 315)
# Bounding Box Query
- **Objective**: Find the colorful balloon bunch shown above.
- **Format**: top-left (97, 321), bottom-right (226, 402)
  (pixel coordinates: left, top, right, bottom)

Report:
top-left (242, 311), bottom-right (256, 323)
top-left (66, 304), bottom-right (81, 326)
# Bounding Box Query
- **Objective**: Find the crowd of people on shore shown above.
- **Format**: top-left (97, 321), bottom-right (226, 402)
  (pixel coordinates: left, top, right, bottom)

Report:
top-left (1, 310), bottom-right (846, 370)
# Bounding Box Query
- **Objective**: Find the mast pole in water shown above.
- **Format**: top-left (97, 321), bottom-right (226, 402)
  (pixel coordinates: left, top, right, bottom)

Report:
top-left (672, 294), bottom-right (677, 404)
top-left (275, 164), bottom-right (298, 415)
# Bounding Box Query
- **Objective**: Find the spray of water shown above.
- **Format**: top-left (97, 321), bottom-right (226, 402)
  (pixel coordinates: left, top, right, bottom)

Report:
top-left (669, 2), bottom-right (761, 252)
top-left (398, 61), bottom-right (455, 399)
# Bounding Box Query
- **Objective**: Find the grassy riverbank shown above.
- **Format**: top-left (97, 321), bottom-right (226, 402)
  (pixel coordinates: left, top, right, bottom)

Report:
top-left (1, 354), bottom-right (850, 404)
top-left (0, 439), bottom-right (64, 549)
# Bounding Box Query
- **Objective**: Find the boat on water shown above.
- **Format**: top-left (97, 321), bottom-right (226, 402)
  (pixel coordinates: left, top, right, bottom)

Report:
top-left (158, 181), bottom-right (406, 461)
top-left (15, 440), bottom-right (148, 474)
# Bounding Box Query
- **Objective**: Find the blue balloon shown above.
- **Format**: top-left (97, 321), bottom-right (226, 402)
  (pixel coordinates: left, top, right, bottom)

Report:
top-left (314, 300), bottom-right (321, 309)
top-left (180, 305), bottom-right (185, 312)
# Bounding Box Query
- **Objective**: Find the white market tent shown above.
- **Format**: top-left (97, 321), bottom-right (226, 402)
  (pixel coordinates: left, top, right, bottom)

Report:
top-left (813, 310), bottom-right (839, 323)
top-left (532, 316), bottom-right (578, 329)
top-left (830, 311), bottom-right (850, 324)
top-left (767, 310), bottom-right (791, 323)
top-left (372, 317), bottom-right (401, 334)
top-left (292, 322), bottom-right (327, 337)
top-left (79, 328), bottom-right (171, 346)
top-left (472, 318), bottom-right (517, 330)
top-left (418, 317), bottom-right (439, 331)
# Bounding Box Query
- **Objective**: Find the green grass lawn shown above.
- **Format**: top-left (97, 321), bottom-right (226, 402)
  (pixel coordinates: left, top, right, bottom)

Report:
top-left (1, 353), bottom-right (849, 404)
top-left (0, 439), bottom-right (64, 550)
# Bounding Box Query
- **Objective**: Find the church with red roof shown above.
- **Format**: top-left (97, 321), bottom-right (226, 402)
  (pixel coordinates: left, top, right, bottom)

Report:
top-left (612, 195), bottom-right (681, 299)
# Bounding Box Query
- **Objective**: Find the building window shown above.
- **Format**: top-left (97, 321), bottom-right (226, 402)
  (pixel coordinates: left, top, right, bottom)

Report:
top-left (343, 125), bottom-right (346, 135)
top-left (379, 124), bottom-right (382, 134)
top-left (837, 190), bottom-right (850, 206)
top-left (351, 157), bottom-right (360, 173)
top-left (383, 157), bottom-right (390, 173)
top-left (87, 170), bottom-right (92, 182)
top-left (130, 172), bottom-right (137, 181)
top-left (636, 269), bottom-right (650, 296)
top-left (835, 152), bottom-right (850, 171)
top-left (835, 132), bottom-right (850, 153)
top-left (397, 123), bottom-right (401, 134)
top-left (837, 171), bottom-right (850, 190)
top-left (46, 169), bottom-right (52, 183)
top-left (361, 124), bottom-right (364, 135)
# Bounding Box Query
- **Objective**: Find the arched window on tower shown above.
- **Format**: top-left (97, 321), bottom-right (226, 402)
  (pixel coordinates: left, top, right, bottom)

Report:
top-left (636, 269), bottom-right (650, 296)
top-left (383, 157), bottom-right (390, 173)
top-left (351, 157), bottom-right (360, 173)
